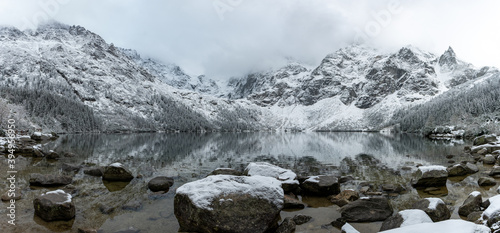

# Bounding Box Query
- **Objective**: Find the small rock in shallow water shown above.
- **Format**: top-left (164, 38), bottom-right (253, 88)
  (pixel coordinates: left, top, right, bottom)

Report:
top-left (331, 218), bottom-right (346, 229)
top-left (340, 197), bottom-right (393, 222)
top-left (447, 164), bottom-right (468, 176)
top-left (292, 214), bottom-right (312, 225)
top-left (99, 204), bottom-right (115, 214)
top-left (1, 190), bottom-right (21, 201)
top-left (276, 217), bottom-right (296, 233)
top-left (148, 176), bottom-right (174, 192)
top-left (411, 165), bottom-right (448, 188)
top-left (478, 177), bottom-right (497, 186)
top-left (284, 194), bottom-right (305, 209)
top-left (301, 175), bottom-right (340, 196)
top-left (483, 154), bottom-right (496, 165)
top-left (30, 173), bottom-right (72, 186)
top-left (102, 163), bottom-right (134, 182)
top-left (34, 190), bottom-right (75, 221)
top-left (83, 167), bottom-right (104, 177)
top-left (122, 200), bottom-right (142, 211)
top-left (329, 190), bottom-right (359, 207)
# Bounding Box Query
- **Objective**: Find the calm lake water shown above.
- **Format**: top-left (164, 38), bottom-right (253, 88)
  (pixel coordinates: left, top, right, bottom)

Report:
top-left (2, 132), bottom-right (495, 233)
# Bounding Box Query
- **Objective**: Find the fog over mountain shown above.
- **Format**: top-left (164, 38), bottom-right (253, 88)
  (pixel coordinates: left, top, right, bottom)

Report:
top-left (0, 0), bottom-right (499, 78)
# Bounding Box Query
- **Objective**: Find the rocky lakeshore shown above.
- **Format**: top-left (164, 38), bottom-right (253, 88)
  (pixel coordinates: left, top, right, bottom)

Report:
top-left (1, 132), bottom-right (500, 232)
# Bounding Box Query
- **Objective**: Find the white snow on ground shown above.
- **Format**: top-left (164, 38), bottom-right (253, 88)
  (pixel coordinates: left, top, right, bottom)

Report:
top-left (245, 162), bottom-right (299, 185)
top-left (42, 189), bottom-right (72, 204)
top-left (418, 165), bottom-right (447, 173)
top-left (427, 198), bottom-right (445, 210)
top-left (483, 195), bottom-right (500, 220)
top-left (399, 209), bottom-right (433, 227)
top-left (176, 175), bottom-right (284, 211)
top-left (341, 223), bottom-right (360, 233)
top-left (380, 219), bottom-right (490, 233)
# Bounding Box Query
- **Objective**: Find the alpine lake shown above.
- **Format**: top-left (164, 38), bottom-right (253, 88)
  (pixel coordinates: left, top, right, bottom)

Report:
top-left (0, 132), bottom-right (497, 233)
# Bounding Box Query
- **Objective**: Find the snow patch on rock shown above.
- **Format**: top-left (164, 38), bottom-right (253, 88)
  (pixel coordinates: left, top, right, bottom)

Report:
top-left (418, 165), bottom-right (447, 173)
top-left (399, 209), bottom-right (433, 227)
top-left (426, 198), bottom-right (444, 210)
top-left (176, 175), bottom-right (284, 211)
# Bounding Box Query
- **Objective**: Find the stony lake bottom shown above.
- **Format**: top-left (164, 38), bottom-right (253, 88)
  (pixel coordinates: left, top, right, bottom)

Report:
top-left (0, 132), bottom-right (497, 233)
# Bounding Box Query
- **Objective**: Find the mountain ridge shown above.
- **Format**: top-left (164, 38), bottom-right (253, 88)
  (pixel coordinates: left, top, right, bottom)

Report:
top-left (0, 22), bottom-right (499, 135)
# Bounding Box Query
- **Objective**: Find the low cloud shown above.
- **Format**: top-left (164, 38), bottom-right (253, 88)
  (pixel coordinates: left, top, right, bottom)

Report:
top-left (1, 0), bottom-right (499, 78)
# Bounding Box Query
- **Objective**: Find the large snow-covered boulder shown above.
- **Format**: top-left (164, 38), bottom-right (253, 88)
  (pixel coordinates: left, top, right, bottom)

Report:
top-left (33, 190), bottom-right (75, 221)
top-left (411, 165), bottom-right (448, 187)
top-left (411, 198), bottom-right (450, 222)
top-left (244, 162), bottom-right (299, 192)
top-left (174, 175), bottom-right (284, 233)
top-left (340, 197), bottom-right (393, 222)
top-left (380, 209), bottom-right (433, 231)
top-left (102, 162), bottom-right (134, 182)
top-left (380, 219), bottom-right (490, 233)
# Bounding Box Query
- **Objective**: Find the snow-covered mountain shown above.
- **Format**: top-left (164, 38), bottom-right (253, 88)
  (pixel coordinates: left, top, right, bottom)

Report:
top-left (226, 45), bottom-right (498, 130)
top-left (0, 22), bottom-right (267, 132)
top-left (0, 22), bottom-right (498, 133)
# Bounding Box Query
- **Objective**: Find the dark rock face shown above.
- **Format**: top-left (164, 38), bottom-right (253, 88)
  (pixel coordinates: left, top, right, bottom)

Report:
top-left (379, 212), bottom-right (404, 231)
top-left (276, 217), bottom-right (296, 233)
top-left (29, 173), bottom-right (72, 186)
top-left (458, 193), bottom-right (482, 217)
top-left (473, 135), bottom-right (498, 146)
top-left (83, 167), bottom-right (104, 177)
top-left (412, 198), bottom-right (450, 222)
top-left (329, 190), bottom-right (359, 207)
top-left (33, 190), bottom-right (75, 221)
top-left (148, 176), bottom-right (174, 192)
top-left (411, 166), bottom-right (448, 187)
top-left (478, 177), bottom-right (497, 186)
top-left (300, 175), bottom-right (340, 196)
top-left (208, 168), bottom-right (242, 176)
top-left (102, 163), bottom-right (134, 182)
top-left (292, 214), bottom-right (312, 225)
top-left (340, 197), bottom-right (393, 222)
top-left (174, 175), bottom-right (283, 233)
top-left (447, 164), bottom-right (468, 176)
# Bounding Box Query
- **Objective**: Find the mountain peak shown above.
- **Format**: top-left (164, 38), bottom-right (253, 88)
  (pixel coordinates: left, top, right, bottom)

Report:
top-left (439, 46), bottom-right (457, 67)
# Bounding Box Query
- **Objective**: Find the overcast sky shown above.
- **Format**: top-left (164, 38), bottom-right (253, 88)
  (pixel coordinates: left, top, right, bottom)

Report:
top-left (1, 0), bottom-right (499, 78)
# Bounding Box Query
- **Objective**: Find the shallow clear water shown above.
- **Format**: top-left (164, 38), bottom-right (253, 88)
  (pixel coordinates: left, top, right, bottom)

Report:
top-left (1, 132), bottom-right (495, 233)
